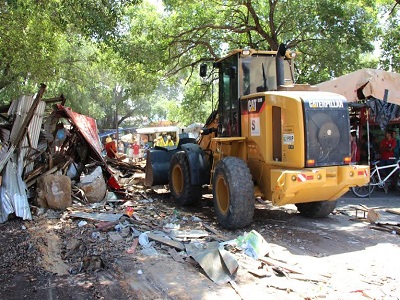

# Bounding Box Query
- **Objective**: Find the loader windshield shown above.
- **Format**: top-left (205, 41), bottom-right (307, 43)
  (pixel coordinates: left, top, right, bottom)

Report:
top-left (240, 54), bottom-right (293, 96)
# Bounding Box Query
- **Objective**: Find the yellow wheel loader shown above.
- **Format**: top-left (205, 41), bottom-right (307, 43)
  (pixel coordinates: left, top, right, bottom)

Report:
top-left (145, 44), bottom-right (369, 229)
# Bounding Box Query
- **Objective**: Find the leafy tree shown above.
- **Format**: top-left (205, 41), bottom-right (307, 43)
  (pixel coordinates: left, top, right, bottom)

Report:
top-left (0, 1), bottom-right (62, 101)
top-left (0, 0), bottom-right (391, 130)
top-left (95, 1), bottom-right (173, 128)
top-left (379, 0), bottom-right (400, 72)
top-left (0, 0), bottom-right (141, 103)
top-left (162, 0), bottom-right (380, 84)
top-left (169, 77), bottom-right (214, 126)
top-left (148, 77), bottom-right (214, 126)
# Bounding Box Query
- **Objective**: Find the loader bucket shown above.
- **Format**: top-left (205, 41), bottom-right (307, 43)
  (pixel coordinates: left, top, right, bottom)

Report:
top-left (145, 147), bottom-right (179, 186)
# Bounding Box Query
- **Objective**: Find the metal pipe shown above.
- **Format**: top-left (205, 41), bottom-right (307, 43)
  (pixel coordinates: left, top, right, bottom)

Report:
top-left (276, 43), bottom-right (287, 88)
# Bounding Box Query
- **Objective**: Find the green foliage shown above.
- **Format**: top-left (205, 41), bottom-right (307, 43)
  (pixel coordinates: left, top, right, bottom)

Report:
top-left (291, 0), bottom-right (380, 83)
top-left (162, 0), bottom-right (380, 85)
top-left (49, 35), bottom-right (112, 117)
top-left (166, 78), bottom-right (213, 126)
top-left (0, 0), bottom-right (141, 103)
top-left (48, 0), bottom-right (142, 42)
top-left (0, 0), bottom-right (397, 131)
top-left (379, 1), bottom-right (400, 72)
top-left (0, 1), bottom-right (62, 101)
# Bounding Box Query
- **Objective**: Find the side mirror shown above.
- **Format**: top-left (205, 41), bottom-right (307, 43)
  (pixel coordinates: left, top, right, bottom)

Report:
top-left (200, 63), bottom-right (207, 77)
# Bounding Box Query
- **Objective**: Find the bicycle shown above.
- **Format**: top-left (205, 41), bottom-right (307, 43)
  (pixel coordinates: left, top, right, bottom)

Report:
top-left (351, 159), bottom-right (400, 198)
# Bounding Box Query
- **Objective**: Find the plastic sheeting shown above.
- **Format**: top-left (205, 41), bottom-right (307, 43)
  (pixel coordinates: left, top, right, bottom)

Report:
top-left (367, 98), bottom-right (400, 131)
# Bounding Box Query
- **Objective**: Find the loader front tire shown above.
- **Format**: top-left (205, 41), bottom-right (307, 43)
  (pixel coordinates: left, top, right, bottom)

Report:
top-left (169, 151), bottom-right (201, 206)
top-left (295, 200), bottom-right (337, 218)
top-left (213, 157), bottom-right (254, 229)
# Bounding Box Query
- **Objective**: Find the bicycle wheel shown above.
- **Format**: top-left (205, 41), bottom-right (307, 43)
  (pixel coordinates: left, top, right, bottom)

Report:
top-left (395, 176), bottom-right (400, 192)
top-left (351, 174), bottom-right (377, 198)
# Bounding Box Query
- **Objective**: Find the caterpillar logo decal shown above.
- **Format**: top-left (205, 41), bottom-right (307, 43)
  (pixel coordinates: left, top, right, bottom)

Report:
top-left (248, 99), bottom-right (257, 112)
top-left (308, 99), bottom-right (344, 108)
top-left (241, 97), bottom-right (265, 115)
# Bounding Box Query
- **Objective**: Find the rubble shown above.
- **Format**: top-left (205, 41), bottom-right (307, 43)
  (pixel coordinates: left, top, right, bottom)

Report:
top-left (36, 174), bottom-right (72, 209)
top-left (0, 168), bottom-right (399, 299)
top-left (0, 89), bottom-right (399, 299)
top-left (0, 87), bottom-right (127, 223)
top-left (77, 166), bottom-right (107, 203)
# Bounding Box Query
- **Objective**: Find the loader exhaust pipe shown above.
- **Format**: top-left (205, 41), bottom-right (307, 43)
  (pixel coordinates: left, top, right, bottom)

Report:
top-left (276, 43), bottom-right (287, 88)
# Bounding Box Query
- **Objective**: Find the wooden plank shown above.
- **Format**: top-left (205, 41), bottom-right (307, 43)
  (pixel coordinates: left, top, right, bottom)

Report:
top-left (202, 223), bottom-right (228, 241)
top-left (259, 257), bottom-right (303, 274)
top-left (369, 225), bottom-right (392, 233)
top-left (372, 224), bottom-right (400, 234)
top-left (247, 268), bottom-right (272, 278)
top-left (69, 211), bottom-right (123, 222)
top-left (146, 232), bottom-right (185, 251)
top-left (259, 256), bottom-right (331, 278)
top-left (386, 208), bottom-right (400, 216)
top-left (27, 165), bottom-right (59, 187)
top-left (168, 248), bottom-right (185, 263)
top-left (288, 273), bottom-right (327, 283)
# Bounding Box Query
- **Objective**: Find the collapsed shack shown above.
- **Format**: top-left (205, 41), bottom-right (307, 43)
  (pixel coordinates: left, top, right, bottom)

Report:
top-left (0, 85), bottom-right (139, 223)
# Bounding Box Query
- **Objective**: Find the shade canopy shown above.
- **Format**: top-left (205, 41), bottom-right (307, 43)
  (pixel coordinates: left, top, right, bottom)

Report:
top-left (317, 68), bottom-right (400, 104)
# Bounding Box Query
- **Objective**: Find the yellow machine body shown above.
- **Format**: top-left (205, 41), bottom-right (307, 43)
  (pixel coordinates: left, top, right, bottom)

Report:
top-left (208, 91), bottom-right (369, 206)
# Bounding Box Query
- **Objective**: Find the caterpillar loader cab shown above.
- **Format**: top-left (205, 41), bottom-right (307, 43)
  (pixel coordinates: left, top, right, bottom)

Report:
top-left (145, 44), bottom-right (369, 229)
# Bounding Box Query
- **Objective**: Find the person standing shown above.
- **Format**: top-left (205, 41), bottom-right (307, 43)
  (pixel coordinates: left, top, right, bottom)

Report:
top-left (392, 130), bottom-right (400, 159)
top-left (117, 140), bottom-right (125, 154)
top-left (380, 130), bottom-right (396, 162)
top-left (132, 141), bottom-right (140, 163)
top-left (155, 136), bottom-right (165, 147)
top-left (379, 130), bottom-right (397, 183)
top-left (350, 131), bottom-right (359, 163)
top-left (105, 136), bottom-right (117, 158)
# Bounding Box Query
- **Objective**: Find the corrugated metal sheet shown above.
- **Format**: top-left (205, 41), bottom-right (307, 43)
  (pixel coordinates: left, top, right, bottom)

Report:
top-left (0, 98), bottom-right (116, 223)
top-left (0, 153), bottom-right (31, 223)
top-left (0, 95), bottom-right (44, 222)
top-left (21, 101), bottom-right (46, 173)
top-left (57, 105), bottom-right (117, 188)
top-left (57, 105), bottom-right (104, 162)
top-left (8, 95), bottom-right (33, 143)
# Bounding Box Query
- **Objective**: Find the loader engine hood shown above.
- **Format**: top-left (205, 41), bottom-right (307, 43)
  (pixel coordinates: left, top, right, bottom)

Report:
top-left (302, 94), bottom-right (350, 167)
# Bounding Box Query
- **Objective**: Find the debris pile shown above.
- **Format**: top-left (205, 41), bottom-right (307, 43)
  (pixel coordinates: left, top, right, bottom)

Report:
top-left (0, 85), bottom-right (138, 223)
top-left (1, 88), bottom-right (399, 299)
top-left (345, 204), bottom-right (400, 234)
top-left (60, 191), bottom-right (331, 288)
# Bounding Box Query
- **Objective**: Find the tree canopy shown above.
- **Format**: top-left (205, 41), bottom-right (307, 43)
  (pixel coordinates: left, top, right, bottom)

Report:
top-left (0, 0), bottom-right (398, 128)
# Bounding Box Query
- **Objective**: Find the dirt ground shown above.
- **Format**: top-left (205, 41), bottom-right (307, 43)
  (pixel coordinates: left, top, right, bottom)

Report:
top-left (1, 171), bottom-right (400, 300)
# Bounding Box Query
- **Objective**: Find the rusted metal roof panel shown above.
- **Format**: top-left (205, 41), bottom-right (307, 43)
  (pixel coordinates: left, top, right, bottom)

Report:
top-left (57, 104), bottom-right (103, 161)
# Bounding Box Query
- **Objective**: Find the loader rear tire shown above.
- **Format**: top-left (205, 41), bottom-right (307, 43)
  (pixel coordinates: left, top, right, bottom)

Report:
top-left (213, 157), bottom-right (254, 229)
top-left (169, 151), bottom-right (201, 206)
top-left (295, 200), bottom-right (337, 218)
